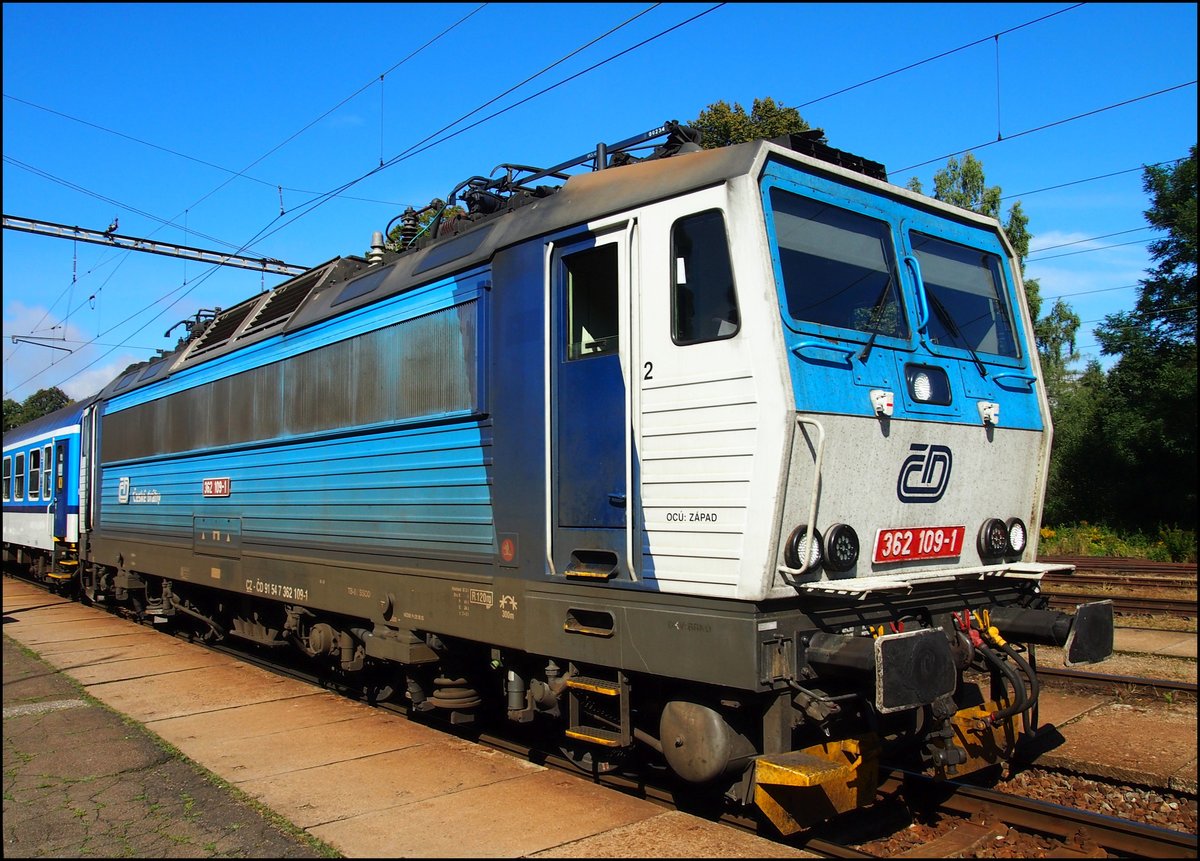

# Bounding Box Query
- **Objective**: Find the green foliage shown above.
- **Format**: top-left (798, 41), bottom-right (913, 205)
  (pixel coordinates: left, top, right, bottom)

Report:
top-left (1075, 148), bottom-right (1198, 534)
top-left (932, 153), bottom-right (1001, 219)
top-left (1039, 522), bottom-right (1196, 563)
top-left (691, 97), bottom-right (809, 149)
top-left (3, 387), bottom-right (70, 431)
top-left (3, 399), bottom-right (22, 432)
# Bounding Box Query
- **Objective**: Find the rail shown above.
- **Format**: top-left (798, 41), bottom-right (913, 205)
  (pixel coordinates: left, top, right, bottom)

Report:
top-left (886, 769), bottom-right (1198, 858)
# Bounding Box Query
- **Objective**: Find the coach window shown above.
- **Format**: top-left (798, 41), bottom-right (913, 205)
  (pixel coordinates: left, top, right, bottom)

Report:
top-left (28, 448), bottom-right (40, 501)
top-left (565, 244), bottom-right (619, 360)
top-left (2, 457), bottom-right (10, 501)
top-left (14, 452), bottom-right (26, 500)
top-left (42, 444), bottom-right (53, 499)
top-left (672, 210), bottom-right (739, 344)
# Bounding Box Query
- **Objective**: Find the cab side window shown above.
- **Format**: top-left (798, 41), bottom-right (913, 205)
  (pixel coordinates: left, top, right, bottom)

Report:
top-left (564, 245), bottom-right (619, 360)
top-left (672, 210), bottom-right (739, 344)
top-left (2, 456), bottom-right (10, 501)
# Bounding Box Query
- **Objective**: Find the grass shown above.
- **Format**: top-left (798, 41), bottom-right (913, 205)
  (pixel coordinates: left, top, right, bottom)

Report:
top-left (1039, 522), bottom-right (1197, 562)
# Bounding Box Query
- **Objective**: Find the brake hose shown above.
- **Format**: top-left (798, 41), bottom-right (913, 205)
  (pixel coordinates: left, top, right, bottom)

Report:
top-left (976, 641), bottom-right (1028, 727)
top-left (997, 639), bottom-right (1041, 736)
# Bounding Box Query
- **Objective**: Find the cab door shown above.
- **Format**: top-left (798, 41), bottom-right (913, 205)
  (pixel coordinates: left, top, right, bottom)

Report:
top-left (551, 227), bottom-right (633, 579)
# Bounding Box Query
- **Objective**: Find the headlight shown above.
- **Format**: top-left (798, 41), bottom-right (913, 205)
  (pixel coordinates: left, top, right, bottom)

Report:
top-left (823, 523), bottom-right (860, 572)
top-left (978, 518), bottom-right (1010, 559)
top-left (784, 525), bottom-right (823, 570)
top-left (1005, 517), bottom-right (1027, 555)
top-left (905, 364), bottom-right (951, 405)
top-left (912, 371), bottom-right (932, 401)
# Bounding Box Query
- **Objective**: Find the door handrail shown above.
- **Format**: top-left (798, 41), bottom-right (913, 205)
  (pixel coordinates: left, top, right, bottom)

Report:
top-left (777, 415), bottom-right (826, 579)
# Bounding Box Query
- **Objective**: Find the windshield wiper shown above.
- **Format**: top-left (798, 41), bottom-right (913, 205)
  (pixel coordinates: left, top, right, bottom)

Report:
top-left (858, 277), bottom-right (895, 363)
top-left (927, 292), bottom-right (987, 378)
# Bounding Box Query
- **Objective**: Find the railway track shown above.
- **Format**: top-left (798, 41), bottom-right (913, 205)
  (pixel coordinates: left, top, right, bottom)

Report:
top-left (1045, 573), bottom-right (1196, 590)
top-left (1040, 556), bottom-right (1198, 578)
top-left (1045, 592), bottom-right (1197, 618)
top-left (1037, 665), bottom-right (1197, 696)
top-left (879, 769), bottom-right (1198, 858)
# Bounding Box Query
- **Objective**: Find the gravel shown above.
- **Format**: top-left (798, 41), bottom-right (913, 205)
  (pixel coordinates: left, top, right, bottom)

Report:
top-left (846, 766), bottom-right (1197, 858)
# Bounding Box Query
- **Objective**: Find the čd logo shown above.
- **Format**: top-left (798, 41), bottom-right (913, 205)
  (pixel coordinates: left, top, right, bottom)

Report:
top-left (897, 444), bottom-right (952, 503)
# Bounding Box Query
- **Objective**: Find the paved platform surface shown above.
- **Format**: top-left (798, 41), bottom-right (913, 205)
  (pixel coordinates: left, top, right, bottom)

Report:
top-left (2, 577), bottom-right (813, 859)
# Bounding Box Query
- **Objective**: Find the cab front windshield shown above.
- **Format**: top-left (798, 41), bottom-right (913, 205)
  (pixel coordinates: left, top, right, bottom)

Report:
top-left (769, 186), bottom-right (1020, 360)
top-left (769, 187), bottom-right (907, 340)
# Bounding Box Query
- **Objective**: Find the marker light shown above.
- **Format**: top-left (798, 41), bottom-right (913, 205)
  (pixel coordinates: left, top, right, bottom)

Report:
top-left (978, 518), bottom-right (1010, 559)
top-left (784, 525), bottom-right (823, 571)
top-left (823, 523), bottom-right (860, 572)
top-left (1005, 517), bottom-right (1028, 555)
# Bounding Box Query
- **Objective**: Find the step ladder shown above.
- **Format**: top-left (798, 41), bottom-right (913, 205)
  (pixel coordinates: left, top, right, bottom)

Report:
top-left (564, 668), bottom-right (631, 748)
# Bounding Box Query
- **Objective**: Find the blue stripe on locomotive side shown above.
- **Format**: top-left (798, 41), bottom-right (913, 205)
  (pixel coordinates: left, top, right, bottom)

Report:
top-left (98, 419), bottom-right (494, 557)
top-left (761, 161), bottom-right (1043, 430)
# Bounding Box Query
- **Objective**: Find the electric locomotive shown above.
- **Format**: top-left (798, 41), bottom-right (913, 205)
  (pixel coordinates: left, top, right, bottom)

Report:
top-left (3, 121), bottom-right (1114, 833)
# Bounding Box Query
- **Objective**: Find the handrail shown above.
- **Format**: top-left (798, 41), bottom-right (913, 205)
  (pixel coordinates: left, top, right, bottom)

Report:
top-left (904, 253), bottom-right (929, 333)
top-left (777, 416), bottom-right (826, 579)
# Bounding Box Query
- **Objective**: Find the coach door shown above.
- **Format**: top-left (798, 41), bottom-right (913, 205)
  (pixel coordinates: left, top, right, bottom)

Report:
top-left (53, 440), bottom-right (69, 538)
top-left (551, 227), bottom-right (634, 580)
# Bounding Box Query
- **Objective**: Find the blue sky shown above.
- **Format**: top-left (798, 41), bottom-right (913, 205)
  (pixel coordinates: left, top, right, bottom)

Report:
top-left (3, 2), bottom-right (1196, 403)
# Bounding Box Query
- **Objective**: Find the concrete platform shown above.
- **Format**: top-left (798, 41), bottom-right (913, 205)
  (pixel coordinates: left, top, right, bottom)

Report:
top-left (1114, 628), bottom-right (1197, 660)
top-left (2, 576), bottom-right (814, 858)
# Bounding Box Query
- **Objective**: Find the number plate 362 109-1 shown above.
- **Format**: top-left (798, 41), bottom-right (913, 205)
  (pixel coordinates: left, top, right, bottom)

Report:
top-left (873, 525), bottom-right (965, 564)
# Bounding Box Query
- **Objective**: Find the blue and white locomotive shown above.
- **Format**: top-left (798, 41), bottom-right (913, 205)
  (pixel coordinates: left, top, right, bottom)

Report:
top-left (3, 122), bottom-right (1113, 833)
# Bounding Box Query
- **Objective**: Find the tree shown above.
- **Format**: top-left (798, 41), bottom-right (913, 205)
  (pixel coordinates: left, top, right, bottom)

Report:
top-left (1088, 148), bottom-right (1198, 534)
top-left (690, 97), bottom-right (809, 149)
top-left (3, 387), bottom-right (70, 431)
top-left (1096, 147), bottom-right (1197, 355)
top-left (3, 398), bottom-right (23, 432)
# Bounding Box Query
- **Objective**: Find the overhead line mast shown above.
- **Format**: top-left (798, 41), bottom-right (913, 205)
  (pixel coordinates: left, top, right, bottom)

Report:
top-left (2, 214), bottom-right (310, 276)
